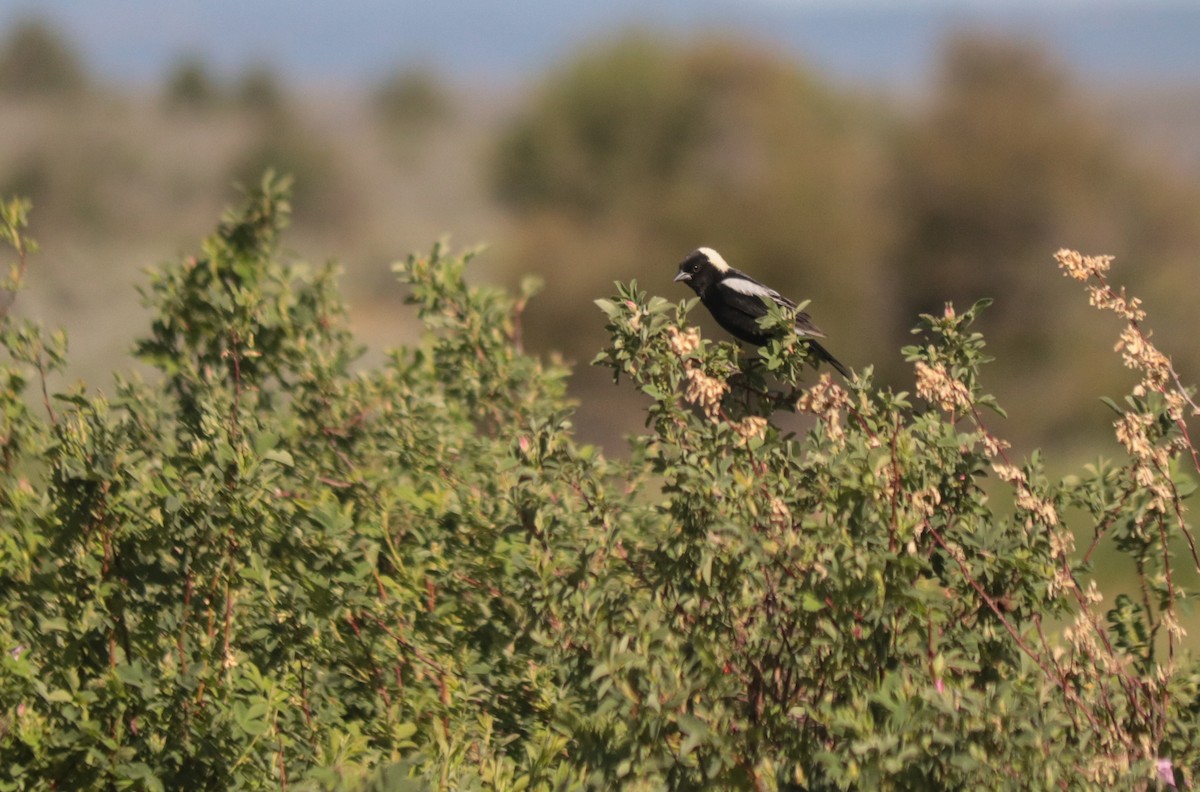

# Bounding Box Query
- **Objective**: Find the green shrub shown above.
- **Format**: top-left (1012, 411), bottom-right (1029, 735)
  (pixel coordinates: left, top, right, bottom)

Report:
top-left (0, 178), bottom-right (1196, 789)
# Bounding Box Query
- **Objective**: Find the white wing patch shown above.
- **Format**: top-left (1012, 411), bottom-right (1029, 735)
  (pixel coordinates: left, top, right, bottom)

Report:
top-left (698, 246), bottom-right (730, 272)
top-left (722, 276), bottom-right (781, 302)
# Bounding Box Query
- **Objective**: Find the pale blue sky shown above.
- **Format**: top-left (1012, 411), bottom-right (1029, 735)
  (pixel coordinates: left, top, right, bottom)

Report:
top-left (4, 1), bottom-right (1198, 88)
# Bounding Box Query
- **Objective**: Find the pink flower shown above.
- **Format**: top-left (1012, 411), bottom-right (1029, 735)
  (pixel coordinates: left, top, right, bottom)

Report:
top-left (1157, 758), bottom-right (1176, 789)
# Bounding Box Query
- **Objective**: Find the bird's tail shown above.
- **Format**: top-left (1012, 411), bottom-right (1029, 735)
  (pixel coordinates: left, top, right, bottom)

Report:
top-left (807, 340), bottom-right (850, 378)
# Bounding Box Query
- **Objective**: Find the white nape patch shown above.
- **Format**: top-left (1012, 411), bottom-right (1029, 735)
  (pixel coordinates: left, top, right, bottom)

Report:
top-left (698, 246), bottom-right (730, 272)
top-left (722, 276), bottom-right (779, 302)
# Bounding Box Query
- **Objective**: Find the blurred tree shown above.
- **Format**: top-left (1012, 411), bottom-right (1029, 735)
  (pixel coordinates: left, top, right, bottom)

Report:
top-left (493, 34), bottom-right (896, 367)
top-left (890, 34), bottom-right (1200, 445)
top-left (162, 55), bottom-right (220, 111)
top-left (0, 17), bottom-right (86, 97)
top-left (495, 35), bottom-right (704, 218)
top-left (372, 67), bottom-right (453, 129)
top-left (235, 63), bottom-right (286, 116)
top-left (229, 121), bottom-right (358, 238)
top-left (227, 64), bottom-right (342, 226)
top-left (891, 36), bottom-right (1099, 349)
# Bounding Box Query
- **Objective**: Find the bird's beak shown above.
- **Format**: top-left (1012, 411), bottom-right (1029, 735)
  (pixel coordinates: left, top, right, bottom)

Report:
top-left (673, 271), bottom-right (690, 283)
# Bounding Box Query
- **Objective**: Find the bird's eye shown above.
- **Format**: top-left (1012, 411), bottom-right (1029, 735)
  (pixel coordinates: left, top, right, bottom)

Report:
top-left (688, 262), bottom-right (699, 272)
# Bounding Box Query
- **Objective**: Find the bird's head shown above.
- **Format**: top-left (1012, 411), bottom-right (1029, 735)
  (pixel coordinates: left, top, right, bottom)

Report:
top-left (674, 247), bottom-right (729, 294)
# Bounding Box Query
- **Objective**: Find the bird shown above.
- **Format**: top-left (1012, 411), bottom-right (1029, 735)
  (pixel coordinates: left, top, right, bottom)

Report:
top-left (673, 247), bottom-right (849, 377)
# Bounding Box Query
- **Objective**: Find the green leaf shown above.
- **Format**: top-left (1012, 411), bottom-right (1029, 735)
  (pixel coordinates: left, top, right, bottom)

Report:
top-left (677, 713), bottom-right (709, 758)
top-left (802, 593), bottom-right (826, 612)
top-left (1098, 396), bottom-right (1123, 416)
top-left (263, 448), bottom-right (294, 467)
top-left (39, 616), bottom-right (69, 633)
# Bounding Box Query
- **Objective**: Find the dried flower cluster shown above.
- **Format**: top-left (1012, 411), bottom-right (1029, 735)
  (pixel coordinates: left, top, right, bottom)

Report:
top-left (667, 325), bottom-right (729, 421)
top-left (795, 373), bottom-right (850, 443)
top-left (625, 300), bottom-right (642, 331)
top-left (682, 361), bottom-right (728, 421)
top-left (910, 486), bottom-right (942, 519)
top-left (767, 495), bottom-right (791, 529)
top-left (914, 361), bottom-right (972, 414)
top-left (1055, 248), bottom-right (1112, 283)
top-left (667, 325), bottom-right (701, 358)
top-left (1114, 412), bottom-right (1173, 507)
top-left (732, 415), bottom-right (768, 442)
top-left (1114, 326), bottom-right (1169, 391)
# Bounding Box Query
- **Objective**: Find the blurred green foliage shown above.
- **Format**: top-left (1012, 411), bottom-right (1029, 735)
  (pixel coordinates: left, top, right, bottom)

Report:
top-left (1, 180), bottom-right (1198, 788)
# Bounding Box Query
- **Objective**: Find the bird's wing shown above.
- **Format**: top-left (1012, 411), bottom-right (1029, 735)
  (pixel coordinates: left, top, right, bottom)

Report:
top-left (722, 272), bottom-right (792, 307)
top-left (722, 272), bottom-right (826, 338)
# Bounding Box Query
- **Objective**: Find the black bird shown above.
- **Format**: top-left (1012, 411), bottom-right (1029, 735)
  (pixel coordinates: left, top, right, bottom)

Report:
top-left (673, 247), bottom-right (849, 377)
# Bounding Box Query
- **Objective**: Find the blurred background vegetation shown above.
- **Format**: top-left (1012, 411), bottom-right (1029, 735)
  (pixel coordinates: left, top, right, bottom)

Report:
top-left (2, 11), bottom-right (1200, 462)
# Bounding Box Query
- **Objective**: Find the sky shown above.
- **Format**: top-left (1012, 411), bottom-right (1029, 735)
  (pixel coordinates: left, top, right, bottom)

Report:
top-left (3, 0), bottom-right (1200, 89)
